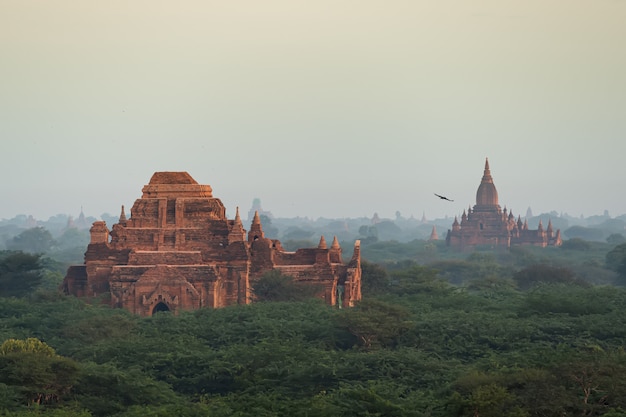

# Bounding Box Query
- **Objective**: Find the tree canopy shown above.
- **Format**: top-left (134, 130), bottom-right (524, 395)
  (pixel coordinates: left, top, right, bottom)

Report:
top-left (0, 251), bottom-right (43, 297)
top-left (1, 236), bottom-right (626, 416)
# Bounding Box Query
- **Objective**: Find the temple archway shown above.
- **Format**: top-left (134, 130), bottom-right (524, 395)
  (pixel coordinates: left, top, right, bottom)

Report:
top-left (152, 302), bottom-right (170, 315)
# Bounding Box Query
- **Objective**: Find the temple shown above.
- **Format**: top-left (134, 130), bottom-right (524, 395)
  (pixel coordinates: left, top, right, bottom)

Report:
top-left (445, 159), bottom-right (562, 250)
top-left (62, 172), bottom-right (361, 316)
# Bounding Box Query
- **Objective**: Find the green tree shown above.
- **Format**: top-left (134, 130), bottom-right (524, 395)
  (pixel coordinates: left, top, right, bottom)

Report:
top-left (390, 264), bottom-right (449, 295)
top-left (521, 285), bottom-right (611, 316)
top-left (606, 243), bottom-right (626, 278)
top-left (0, 338), bottom-right (57, 356)
top-left (73, 362), bottom-right (180, 417)
top-left (337, 299), bottom-right (413, 349)
top-left (0, 251), bottom-right (43, 297)
top-left (461, 384), bottom-right (528, 417)
top-left (553, 349), bottom-right (626, 415)
top-left (252, 270), bottom-right (321, 302)
top-left (360, 261), bottom-right (391, 295)
top-left (513, 264), bottom-right (588, 290)
top-left (607, 233), bottom-right (626, 245)
top-left (0, 338), bottom-right (79, 407)
top-left (564, 226), bottom-right (605, 241)
top-left (7, 227), bottom-right (56, 254)
top-left (560, 237), bottom-right (592, 251)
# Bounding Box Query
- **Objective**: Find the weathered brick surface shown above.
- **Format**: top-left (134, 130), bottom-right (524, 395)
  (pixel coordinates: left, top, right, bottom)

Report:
top-left (63, 172), bottom-right (362, 315)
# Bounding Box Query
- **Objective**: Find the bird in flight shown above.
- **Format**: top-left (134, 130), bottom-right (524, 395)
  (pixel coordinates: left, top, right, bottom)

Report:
top-left (434, 193), bottom-right (454, 202)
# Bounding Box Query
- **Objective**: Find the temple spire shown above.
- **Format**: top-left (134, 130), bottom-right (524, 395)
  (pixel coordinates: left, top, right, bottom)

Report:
top-left (429, 225), bottom-right (438, 241)
top-left (475, 157), bottom-right (499, 209)
top-left (248, 210), bottom-right (265, 242)
top-left (452, 216), bottom-right (460, 231)
top-left (119, 205), bottom-right (127, 223)
top-left (547, 219), bottom-right (554, 238)
top-left (229, 207), bottom-right (246, 244)
top-left (318, 235), bottom-right (328, 249)
top-left (331, 236), bottom-right (341, 250)
top-left (482, 157), bottom-right (493, 183)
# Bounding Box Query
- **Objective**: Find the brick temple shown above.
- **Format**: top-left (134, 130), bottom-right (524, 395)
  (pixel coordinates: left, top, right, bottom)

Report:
top-left (63, 172), bottom-right (362, 315)
top-left (446, 159), bottom-right (562, 249)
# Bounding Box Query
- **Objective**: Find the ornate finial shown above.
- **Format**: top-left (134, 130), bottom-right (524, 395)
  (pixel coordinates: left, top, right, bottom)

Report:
top-left (235, 207), bottom-right (242, 224)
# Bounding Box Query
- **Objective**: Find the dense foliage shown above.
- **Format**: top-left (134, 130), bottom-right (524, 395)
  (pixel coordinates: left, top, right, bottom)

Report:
top-left (2, 240), bottom-right (626, 416)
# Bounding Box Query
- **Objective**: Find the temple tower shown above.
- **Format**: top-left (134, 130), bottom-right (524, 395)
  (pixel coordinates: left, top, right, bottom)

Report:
top-left (446, 159), bottom-right (561, 249)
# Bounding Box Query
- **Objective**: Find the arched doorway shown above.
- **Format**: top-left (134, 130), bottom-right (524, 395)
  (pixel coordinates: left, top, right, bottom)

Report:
top-left (152, 302), bottom-right (170, 315)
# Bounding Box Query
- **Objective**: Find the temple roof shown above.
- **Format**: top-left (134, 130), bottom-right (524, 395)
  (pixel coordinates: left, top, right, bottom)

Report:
top-left (141, 172), bottom-right (213, 199)
top-left (148, 172), bottom-right (198, 185)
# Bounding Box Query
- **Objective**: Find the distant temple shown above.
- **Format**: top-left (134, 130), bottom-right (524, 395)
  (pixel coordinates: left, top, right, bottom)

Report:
top-left (247, 197), bottom-right (273, 222)
top-left (63, 172), bottom-right (361, 316)
top-left (428, 226), bottom-right (438, 241)
top-left (446, 159), bottom-right (562, 250)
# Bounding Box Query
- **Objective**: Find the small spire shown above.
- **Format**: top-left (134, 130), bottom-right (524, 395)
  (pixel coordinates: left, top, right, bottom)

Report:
top-left (248, 210), bottom-right (265, 242)
top-left (119, 205), bottom-right (127, 223)
top-left (481, 157), bottom-right (494, 184)
top-left (547, 219), bottom-right (554, 237)
top-left (452, 216), bottom-right (460, 231)
top-left (331, 236), bottom-right (341, 250)
top-left (229, 206), bottom-right (246, 244)
top-left (429, 225), bottom-right (438, 241)
top-left (318, 235), bottom-right (328, 249)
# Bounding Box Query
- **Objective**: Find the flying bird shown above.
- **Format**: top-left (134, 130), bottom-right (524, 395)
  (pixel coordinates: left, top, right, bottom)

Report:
top-left (434, 193), bottom-right (454, 202)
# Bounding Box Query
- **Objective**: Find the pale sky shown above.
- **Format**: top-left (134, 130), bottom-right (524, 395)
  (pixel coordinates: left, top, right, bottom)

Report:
top-left (1, 0), bottom-right (625, 222)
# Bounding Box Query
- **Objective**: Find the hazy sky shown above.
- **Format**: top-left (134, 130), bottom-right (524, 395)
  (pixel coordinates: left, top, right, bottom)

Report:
top-left (1, 0), bottom-right (625, 222)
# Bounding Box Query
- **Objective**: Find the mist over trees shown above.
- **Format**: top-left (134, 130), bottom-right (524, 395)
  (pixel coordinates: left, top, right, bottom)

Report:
top-left (2, 207), bottom-right (625, 254)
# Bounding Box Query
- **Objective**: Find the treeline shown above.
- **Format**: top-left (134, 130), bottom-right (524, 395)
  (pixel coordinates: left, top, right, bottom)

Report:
top-left (2, 246), bottom-right (626, 415)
